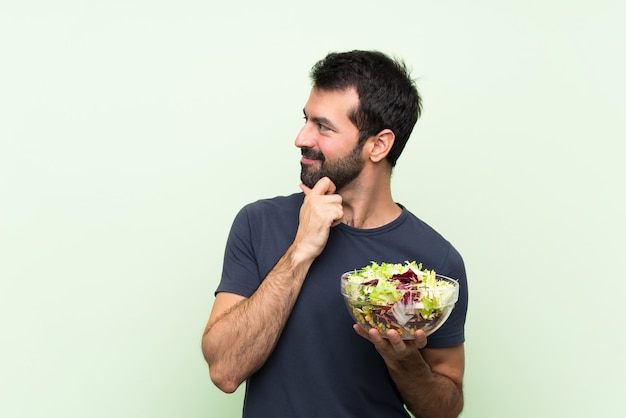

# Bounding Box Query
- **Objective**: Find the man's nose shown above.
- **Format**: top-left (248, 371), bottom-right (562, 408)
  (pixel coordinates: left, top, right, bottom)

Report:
top-left (294, 123), bottom-right (315, 149)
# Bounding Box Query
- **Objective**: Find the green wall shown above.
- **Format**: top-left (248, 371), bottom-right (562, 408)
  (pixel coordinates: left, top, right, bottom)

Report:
top-left (2, 1), bottom-right (624, 417)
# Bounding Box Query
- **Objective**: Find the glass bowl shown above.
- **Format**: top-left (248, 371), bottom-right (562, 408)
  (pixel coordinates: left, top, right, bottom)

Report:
top-left (341, 271), bottom-right (459, 339)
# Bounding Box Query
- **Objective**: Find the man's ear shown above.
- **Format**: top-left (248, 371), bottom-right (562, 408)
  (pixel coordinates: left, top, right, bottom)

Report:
top-left (367, 129), bottom-right (395, 163)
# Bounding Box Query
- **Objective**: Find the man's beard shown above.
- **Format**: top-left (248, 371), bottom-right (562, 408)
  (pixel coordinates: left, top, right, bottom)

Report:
top-left (300, 143), bottom-right (365, 191)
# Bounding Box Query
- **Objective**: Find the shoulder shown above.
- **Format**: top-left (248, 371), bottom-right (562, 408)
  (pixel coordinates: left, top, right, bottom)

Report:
top-left (399, 207), bottom-right (465, 277)
top-left (399, 208), bottom-right (454, 251)
top-left (231, 192), bottom-right (303, 236)
top-left (400, 207), bottom-right (446, 239)
top-left (240, 193), bottom-right (304, 217)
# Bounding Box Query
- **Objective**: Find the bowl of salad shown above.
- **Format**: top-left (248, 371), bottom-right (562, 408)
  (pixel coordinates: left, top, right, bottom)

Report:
top-left (341, 261), bottom-right (459, 339)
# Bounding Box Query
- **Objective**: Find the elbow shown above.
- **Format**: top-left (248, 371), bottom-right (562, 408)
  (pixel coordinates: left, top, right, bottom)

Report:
top-left (454, 396), bottom-right (464, 418)
top-left (202, 338), bottom-right (241, 393)
top-left (210, 367), bottom-right (242, 394)
top-left (444, 390), bottom-right (464, 418)
top-left (202, 345), bottom-right (242, 393)
top-left (202, 328), bottom-right (245, 393)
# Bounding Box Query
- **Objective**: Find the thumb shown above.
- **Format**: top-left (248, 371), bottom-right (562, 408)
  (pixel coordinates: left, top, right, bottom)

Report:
top-left (307, 177), bottom-right (337, 196)
top-left (299, 183), bottom-right (312, 195)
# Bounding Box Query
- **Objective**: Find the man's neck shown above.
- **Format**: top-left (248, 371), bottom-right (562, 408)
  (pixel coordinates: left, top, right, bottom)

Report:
top-left (339, 177), bottom-right (401, 229)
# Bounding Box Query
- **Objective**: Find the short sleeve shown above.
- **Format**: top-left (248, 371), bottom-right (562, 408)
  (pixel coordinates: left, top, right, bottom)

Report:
top-left (215, 206), bottom-right (262, 297)
top-left (425, 245), bottom-right (469, 348)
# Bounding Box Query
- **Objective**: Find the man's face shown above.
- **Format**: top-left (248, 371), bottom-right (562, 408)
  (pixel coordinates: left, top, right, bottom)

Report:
top-left (295, 87), bottom-right (364, 191)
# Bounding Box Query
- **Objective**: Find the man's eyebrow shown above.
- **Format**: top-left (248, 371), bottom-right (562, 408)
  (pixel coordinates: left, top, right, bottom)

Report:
top-left (302, 109), bottom-right (337, 130)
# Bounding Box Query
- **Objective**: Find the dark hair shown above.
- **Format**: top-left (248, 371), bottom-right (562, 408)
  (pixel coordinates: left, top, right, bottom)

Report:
top-left (309, 50), bottom-right (422, 167)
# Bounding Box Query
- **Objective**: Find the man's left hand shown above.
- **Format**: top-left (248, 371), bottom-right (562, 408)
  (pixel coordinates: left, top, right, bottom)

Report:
top-left (352, 324), bottom-right (427, 361)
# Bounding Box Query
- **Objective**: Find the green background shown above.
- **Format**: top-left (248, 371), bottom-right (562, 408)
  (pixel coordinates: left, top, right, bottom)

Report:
top-left (2, 1), bottom-right (624, 417)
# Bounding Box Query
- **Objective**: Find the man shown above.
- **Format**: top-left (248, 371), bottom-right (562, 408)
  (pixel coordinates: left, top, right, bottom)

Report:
top-left (202, 50), bottom-right (468, 418)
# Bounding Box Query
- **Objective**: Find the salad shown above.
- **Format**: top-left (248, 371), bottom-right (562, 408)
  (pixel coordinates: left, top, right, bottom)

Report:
top-left (341, 261), bottom-right (459, 338)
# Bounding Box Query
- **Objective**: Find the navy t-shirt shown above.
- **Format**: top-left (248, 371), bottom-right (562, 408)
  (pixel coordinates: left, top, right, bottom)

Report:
top-left (216, 193), bottom-right (468, 418)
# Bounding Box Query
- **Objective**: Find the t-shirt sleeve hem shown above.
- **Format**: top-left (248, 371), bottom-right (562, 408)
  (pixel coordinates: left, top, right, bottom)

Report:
top-left (214, 283), bottom-right (258, 298)
top-left (425, 333), bottom-right (465, 348)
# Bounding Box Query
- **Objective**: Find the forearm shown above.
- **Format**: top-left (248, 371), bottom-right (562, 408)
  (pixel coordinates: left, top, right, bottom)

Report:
top-left (202, 245), bottom-right (313, 393)
top-left (386, 352), bottom-right (463, 418)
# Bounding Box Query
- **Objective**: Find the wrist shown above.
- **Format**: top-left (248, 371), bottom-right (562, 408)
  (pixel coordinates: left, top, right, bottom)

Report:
top-left (286, 242), bottom-right (318, 267)
top-left (385, 350), bottom-right (431, 377)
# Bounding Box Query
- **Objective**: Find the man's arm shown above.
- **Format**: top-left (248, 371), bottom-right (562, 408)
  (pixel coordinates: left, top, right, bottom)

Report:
top-left (201, 178), bottom-right (342, 393)
top-left (353, 327), bottom-right (464, 418)
top-left (202, 246), bottom-right (314, 393)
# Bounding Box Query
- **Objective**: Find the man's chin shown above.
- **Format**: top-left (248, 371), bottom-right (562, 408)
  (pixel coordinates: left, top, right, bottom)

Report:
top-left (300, 168), bottom-right (322, 189)
top-left (300, 176), bottom-right (320, 189)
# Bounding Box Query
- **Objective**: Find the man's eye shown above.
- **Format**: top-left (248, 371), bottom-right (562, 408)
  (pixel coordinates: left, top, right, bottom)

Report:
top-left (318, 123), bottom-right (330, 131)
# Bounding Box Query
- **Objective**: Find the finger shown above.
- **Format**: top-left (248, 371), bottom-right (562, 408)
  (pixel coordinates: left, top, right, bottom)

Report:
top-left (352, 324), bottom-right (371, 340)
top-left (367, 327), bottom-right (386, 344)
top-left (385, 329), bottom-right (408, 352)
top-left (299, 183), bottom-right (312, 195)
top-left (310, 177), bottom-right (337, 196)
top-left (413, 329), bottom-right (428, 349)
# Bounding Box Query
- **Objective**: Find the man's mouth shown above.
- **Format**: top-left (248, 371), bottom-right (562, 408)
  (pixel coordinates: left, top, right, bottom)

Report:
top-left (301, 148), bottom-right (324, 163)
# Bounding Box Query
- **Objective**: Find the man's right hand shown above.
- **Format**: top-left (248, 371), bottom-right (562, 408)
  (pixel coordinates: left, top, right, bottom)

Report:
top-left (294, 177), bottom-right (343, 261)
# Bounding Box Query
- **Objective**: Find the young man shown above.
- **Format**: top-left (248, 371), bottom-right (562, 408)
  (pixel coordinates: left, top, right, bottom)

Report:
top-left (202, 50), bottom-right (469, 418)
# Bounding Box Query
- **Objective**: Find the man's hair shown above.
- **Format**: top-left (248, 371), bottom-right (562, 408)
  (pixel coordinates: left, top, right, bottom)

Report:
top-left (309, 50), bottom-right (422, 167)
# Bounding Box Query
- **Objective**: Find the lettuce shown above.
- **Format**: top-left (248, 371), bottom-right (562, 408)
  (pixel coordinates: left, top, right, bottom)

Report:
top-left (341, 261), bottom-right (458, 337)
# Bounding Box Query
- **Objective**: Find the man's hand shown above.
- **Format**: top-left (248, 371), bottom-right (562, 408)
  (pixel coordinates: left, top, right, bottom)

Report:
top-left (352, 325), bottom-right (427, 362)
top-left (294, 177), bottom-right (343, 261)
top-left (353, 324), bottom-right (465, 418)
